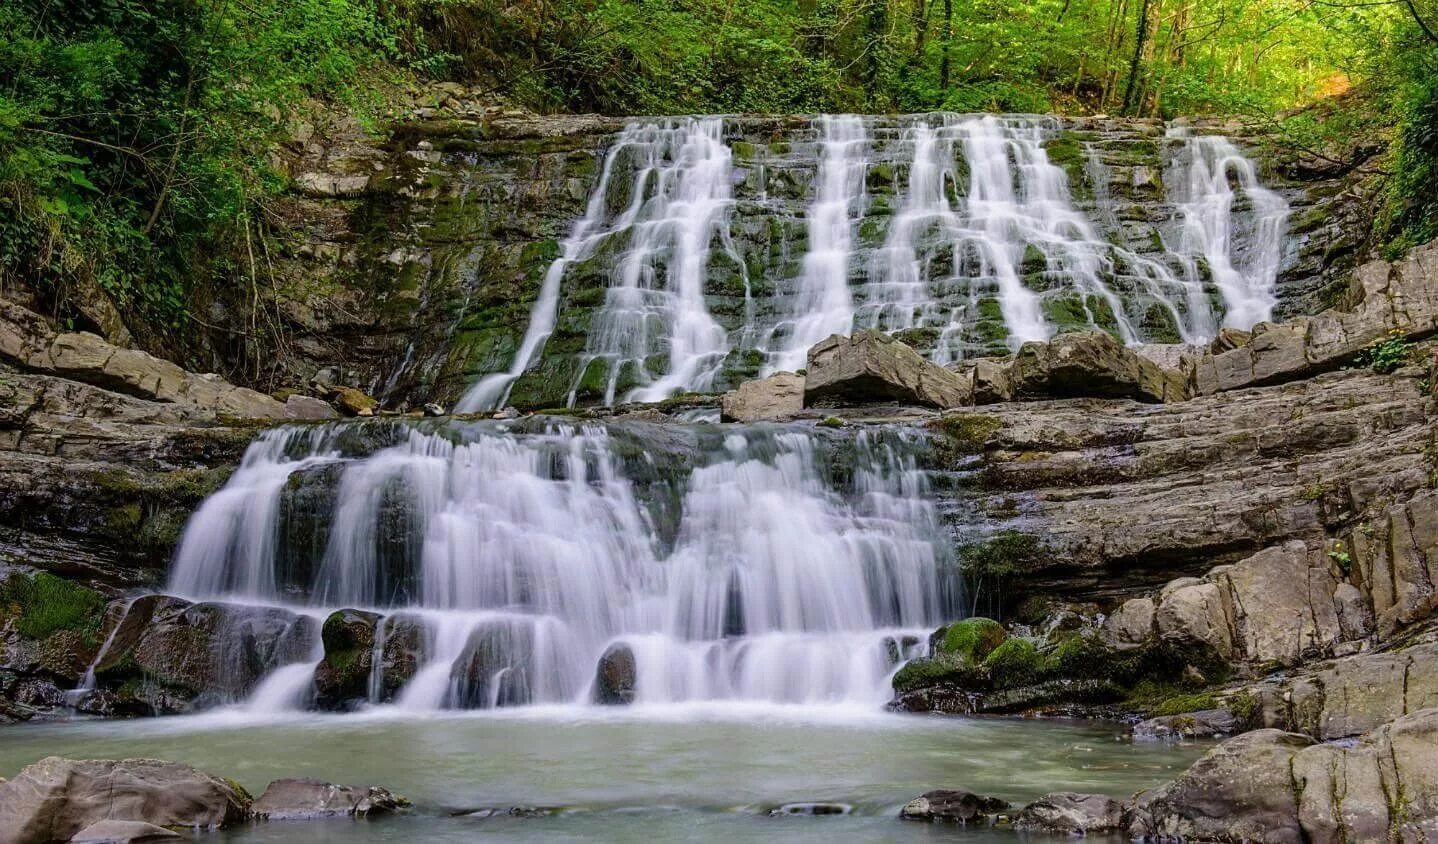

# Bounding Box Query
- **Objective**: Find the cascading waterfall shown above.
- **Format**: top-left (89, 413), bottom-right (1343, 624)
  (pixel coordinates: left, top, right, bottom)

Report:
top-left (459, 113), bottom-right (1290, 407)
top-left (1165, 126), bottom-right (1290, 329)
top-left (167, 420), bottom-right (956, 712)
top-left (761, 115), bottom-right (866, 374)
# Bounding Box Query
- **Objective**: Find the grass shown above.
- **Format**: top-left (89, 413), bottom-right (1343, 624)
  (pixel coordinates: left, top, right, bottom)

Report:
top-left (1, 572), bottom-right (106, 640)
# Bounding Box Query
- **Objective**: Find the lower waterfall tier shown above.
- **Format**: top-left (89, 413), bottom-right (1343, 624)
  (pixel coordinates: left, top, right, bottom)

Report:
top-left (141, 417), bottom-right (959, 712)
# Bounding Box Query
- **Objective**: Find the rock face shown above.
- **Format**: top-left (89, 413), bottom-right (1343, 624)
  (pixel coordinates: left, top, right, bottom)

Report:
top-left (1103, 540), bottom-right (1361, 671)
top-left (250, 777), bottom-right (408, 819)
top-left (720, 372), bottom-right (804, 422)
top-left (805, 332), bottom-right (972, 409)
top-left (898, 790), bottom-right (1009, 823)
top-left (1013, 792), bottom-right (1123, 835)
top-left (1, 300), bottom-right (285, 419)
top-left (1128, 709), bottom-right (1438, 842)
top-left (1188, 239), bottom-right (1438, 395)
top-left (973, 331), bottom-right (1190, 403)
top-left (0, 757), bottom-right (250, 843)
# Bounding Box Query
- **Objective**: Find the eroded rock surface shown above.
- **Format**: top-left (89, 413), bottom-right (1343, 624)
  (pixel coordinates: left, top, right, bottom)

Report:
top-left (806, 332), bottom-right (972, 409)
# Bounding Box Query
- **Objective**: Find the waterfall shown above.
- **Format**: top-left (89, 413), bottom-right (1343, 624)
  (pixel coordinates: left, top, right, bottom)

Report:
top-left (1165, 127), bottom-right (1290, 330)
top-left (168, 420), bottom-right (956, 711)
top-left (761, 115), bottom-right (865, 374)
top-left (458, 114), bottom-right (1290, 406)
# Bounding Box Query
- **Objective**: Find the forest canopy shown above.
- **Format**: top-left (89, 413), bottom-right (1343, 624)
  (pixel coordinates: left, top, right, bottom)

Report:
top-left (1, 0), bottom-right (1436, 345)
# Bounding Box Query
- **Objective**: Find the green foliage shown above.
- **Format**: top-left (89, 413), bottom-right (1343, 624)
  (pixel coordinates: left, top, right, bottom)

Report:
top-left (933, 413), bottom-right (1003, 456)
top-left (0, 0), bottom-right (397, 350)
top-left (1149, 691), bottom-right (1219, 717)
top-left (937, 617), bottom-right (1007, 665)
top-left (0, 572), bottom-right (105, 640)
top-left (1328, 541), bottom-right (1354, 577)
top-left (1355, 330), bottom-right (1415, 374)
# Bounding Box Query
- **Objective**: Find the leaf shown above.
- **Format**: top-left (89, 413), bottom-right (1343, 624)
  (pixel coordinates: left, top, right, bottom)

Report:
top-left (66, 168), bottom-right (99, 192)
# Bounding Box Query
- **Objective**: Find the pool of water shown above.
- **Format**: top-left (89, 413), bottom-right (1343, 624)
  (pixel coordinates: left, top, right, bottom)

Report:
top-left (0, 704), bottom-right (1206, 842)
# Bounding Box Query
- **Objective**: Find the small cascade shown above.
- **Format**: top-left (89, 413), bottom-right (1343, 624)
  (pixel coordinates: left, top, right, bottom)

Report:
top-left (65, 596), bottom-right (140, 706)
top-left (167, 419), bottom-right (958, 711)
top-left (761, 115), bottom-right (866, 373)
top-left (1165, 127), bottom-right (1290, 329)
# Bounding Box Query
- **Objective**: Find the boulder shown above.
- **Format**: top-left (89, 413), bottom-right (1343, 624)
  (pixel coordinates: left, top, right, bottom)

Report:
top-left (594, 642), bottom-right (636, 705)
top-left (1008, 331), bottom-right (1190, 403)
top-left (1126, 729), bottom-right (1314, 842)
top-left (250, 777), bottom-right (408, 820)
top-left (720, 372), bottom-right (804, 422)
top-left (449, 619), bottom-right (534, 708)
top-left (313, 609), bottom-right (381, 710)
top-left (898, 790), bottom-right (1009, 823)
top-left (284, 394), bottom-right (338, 420)
top-left (329, 386), bottom-right (379, 417)
top-left (1133, 708), bottom-right (1243, 741)
top-left (1014, 792), bottom-right (1123, 835)
top-left (1100, 598), bottom-right (1154, 651)
top-left (69, 820), bottom-right (182, 843)
top-left (1210, 541), bottom-right (1341, 667)
top-left (1154, 578), bottom-right (1234, 659)
top-left (0, 757), bottom-right (249, 843)
top-left (805, 332), bottom-right (972, 409)
top-left (1130, 709), bottom-right (1438, 842)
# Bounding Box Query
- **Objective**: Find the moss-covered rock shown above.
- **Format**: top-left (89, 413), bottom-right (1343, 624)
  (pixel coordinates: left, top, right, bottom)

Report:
top-left (983, 637), bottom-right (1043, 688)
top-left (934, 618), bottom-right (1007, 666)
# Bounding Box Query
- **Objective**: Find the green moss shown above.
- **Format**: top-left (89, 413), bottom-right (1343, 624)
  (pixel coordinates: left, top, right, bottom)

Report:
top-left (819, 416), bottom-right (845, 428)
top-left (937, 618), bottom-right (1007, 666)
top-left (1229, 690), bottom-right (1261, 726)
top-left (933, 413), bottom-right (1002, 456)
top-left (957, 530), bottom-right (1047, 580)
top-left (1046, 631), bottom-right (1114, 679)
top-left (1, 573), bottom-right (105, 640)
top-left (1150, 691), bottom-right (1219, 716)
top-left (983, 637), bottom-right (1042, 688)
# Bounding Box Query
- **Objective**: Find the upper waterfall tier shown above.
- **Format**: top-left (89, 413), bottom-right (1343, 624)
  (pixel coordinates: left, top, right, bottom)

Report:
top-left (457, 113), bottom-right (1291, 411)
top-left (166, 418), bottom-right (959, 709)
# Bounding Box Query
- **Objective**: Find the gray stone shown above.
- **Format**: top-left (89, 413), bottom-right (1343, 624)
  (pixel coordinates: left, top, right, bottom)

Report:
top-left (720, 372), bottom-right (804, 422)
top-left (1134, 708), bottom-right (1242, 741)
top-left (0, 757), bottom-right (249, 844)
top-left (594, 642), bottom-right (636, 705)
top-left (251, 777), bottom-right (408, 819)
top-left (1101, 598), bottom-right (1154, 651)
top-left (1005, 331), bottom-right (1190, 403)
top-left (285, 394), bottom-right (338, 420)
top-left (1013, 792), bottom-right (1123, 835)
top-left (899, 789), bottom-right (1009, 823)
top-left (805, 332), bottom-right (972, 409)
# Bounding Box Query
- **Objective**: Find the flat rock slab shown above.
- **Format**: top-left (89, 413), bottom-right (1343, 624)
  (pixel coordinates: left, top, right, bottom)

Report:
top-left (251, 777), bottom-right (409, 820)
top-left (69, 820), bottom-right (183, 843)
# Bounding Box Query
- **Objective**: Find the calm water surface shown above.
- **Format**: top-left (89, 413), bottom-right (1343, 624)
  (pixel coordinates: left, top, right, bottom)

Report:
top-left (0, 703), bottom-right (1208, 842)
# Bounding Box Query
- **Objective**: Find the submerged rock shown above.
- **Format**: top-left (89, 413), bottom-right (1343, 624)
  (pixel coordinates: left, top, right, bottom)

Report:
top-left (898, 789), bottom-right (1009, 823)
top-left (69, 820), bottom-right (183, 842)
top-left (251, 777), bottom-right (409, 819)
top-left (720, 371), bottom-right (804, 422)
top-left (1013, 792), bottom-right (1123, 835)
top-left (1133, 708), bottom-right (1243, 741)
top-left (805, 331), bottom-right (971, 409)
top-left (594, 642), bottom-right (636, 705)
top-left (0, 757), bottom-right (250, 844)
top-left (767, 802), bottom-right (852, 816)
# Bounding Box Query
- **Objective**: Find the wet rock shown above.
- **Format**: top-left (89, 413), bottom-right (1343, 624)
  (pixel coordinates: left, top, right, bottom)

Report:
top-left (594, 642), bottom-right (636, 705)
top-left (422, 402), bottom-right (446, 417)
top-left (805, 331), bottom-right (972, 409)
top-left (69, 820), bottom-right (183, 842)
top-left (0, 757), bottom-right (250, 843)
top-left (313, 608), bottom-right (381, 710)
top-left (898, 790), bottom-right (1010, 823)
top-left (450, 619), bottom-right (535, 708)
top-left (1013, 792), bottom-right (1123, 835)
top-left (251, 777), bottom-right (409, 819)
top-left (284, 394), bottom-right (338, 420)
top-left (767, 802), bottom-right (852, 816)
top-left (328, 386), bottom-right (379, 417)
top-left (1126, 729), bottom-right (1314, 842)
top-left (1133, 708), bottom-right (1242, 741)
top-left (721, 372), bottom-right (804, 422)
